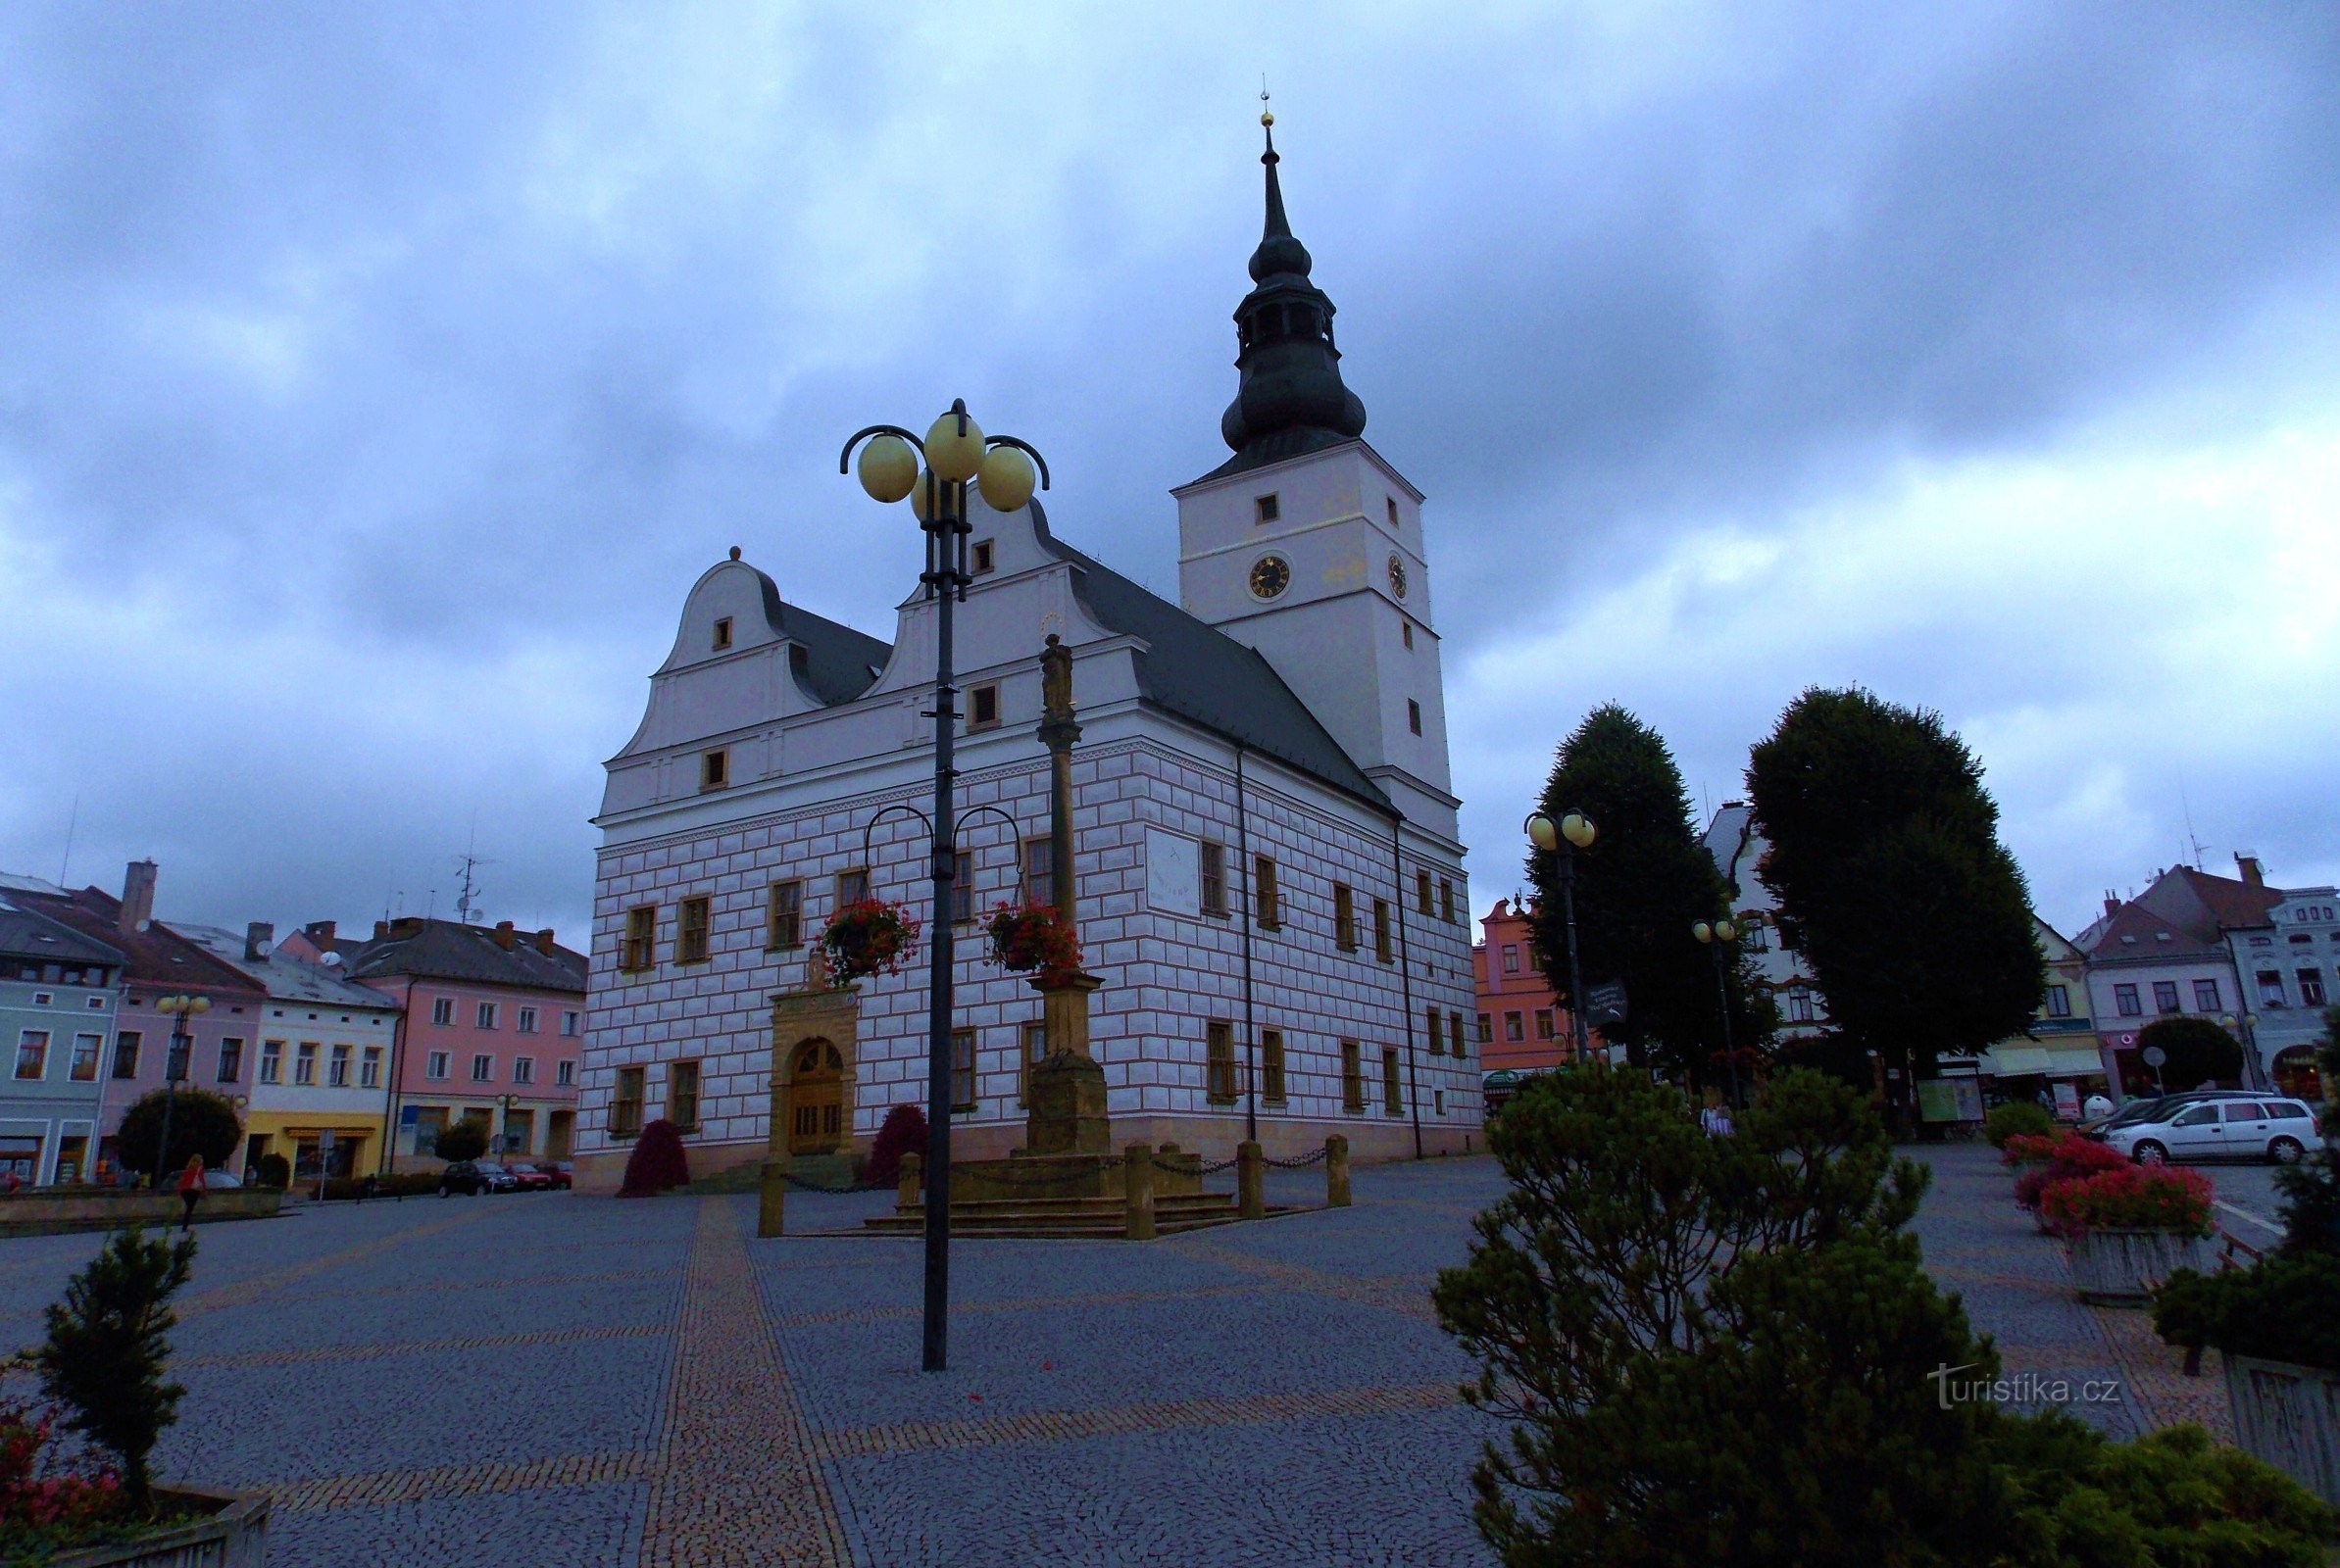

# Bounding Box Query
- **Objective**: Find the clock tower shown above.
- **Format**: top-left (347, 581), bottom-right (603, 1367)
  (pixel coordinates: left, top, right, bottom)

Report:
top-left (1173, 114), bottom-right (1456, 837)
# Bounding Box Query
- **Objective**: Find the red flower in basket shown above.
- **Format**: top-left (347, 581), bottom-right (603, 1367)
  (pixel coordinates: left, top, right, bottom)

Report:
top-left (819, 898), bottom-right (921, 984)
top-left (983, 902), bottom-right (1083, 988)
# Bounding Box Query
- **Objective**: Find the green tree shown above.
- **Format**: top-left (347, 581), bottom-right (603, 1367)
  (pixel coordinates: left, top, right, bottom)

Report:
top-left (35, 1225), bottom-right (197, 1513)
top-left (1525, 705), bottom-right (1742, 1074)
top-left (432, 1119), bottom-right (489, 1162)
top-left (1745, 687), bottom-right (2043, 1121)
top-left (2135, 1016), bottom-right (2245, 1093)
top-left (111, 1089), bottom-right (242, 1177)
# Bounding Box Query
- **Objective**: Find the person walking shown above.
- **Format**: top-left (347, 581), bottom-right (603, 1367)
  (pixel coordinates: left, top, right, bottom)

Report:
top-left (177, 1154), bottom-right (206, 1233)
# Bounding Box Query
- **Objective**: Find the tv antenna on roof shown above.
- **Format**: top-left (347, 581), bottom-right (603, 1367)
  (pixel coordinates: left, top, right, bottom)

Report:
top-left (452, 850), bottom-right (495, 928)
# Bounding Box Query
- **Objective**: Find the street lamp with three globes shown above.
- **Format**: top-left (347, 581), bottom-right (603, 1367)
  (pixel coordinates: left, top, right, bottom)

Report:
top-left (1523, 810), bottom-right (1597, 1064)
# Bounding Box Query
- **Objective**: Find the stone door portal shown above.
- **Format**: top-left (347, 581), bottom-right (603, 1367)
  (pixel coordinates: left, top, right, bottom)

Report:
top-left (787, 1040), bottom-right (845, 1155)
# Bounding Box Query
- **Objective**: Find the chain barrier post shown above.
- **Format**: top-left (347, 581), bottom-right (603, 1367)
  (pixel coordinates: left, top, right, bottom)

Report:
top-left (899, 1152), bottom-right (923, 1213)
top-left (1236, 1140), bottom-right (1265, 1220)
top-left (758, 1158), bottom-right (787, 1238)
top-left (1325, 1134), bottom-right (1351, 1208)
top-left (1123, 1141), bottom-right (1156, 1240)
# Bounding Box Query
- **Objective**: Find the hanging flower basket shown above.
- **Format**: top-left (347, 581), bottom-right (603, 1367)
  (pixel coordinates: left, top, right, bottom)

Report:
top-left (819, 899), bottom-right (921, 984)
top-left (983, 902), bottom-right (1083, 988)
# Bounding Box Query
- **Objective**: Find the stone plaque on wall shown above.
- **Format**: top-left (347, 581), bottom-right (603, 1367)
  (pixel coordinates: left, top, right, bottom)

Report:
top-left (1145, 828), bottom-right (1200, 918)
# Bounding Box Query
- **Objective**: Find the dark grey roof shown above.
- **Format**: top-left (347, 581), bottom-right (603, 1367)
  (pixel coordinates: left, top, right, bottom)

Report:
top-left (752, 567), bottom-right (893, 707)
top-left (0, 899), bottom-right (124, 968)
top-left (1032, 503), bottom-right (1391, 812)
top-left (167, 924), bottom-right (401, 1009)
top-left (341, 917), bottom-right (587, 995)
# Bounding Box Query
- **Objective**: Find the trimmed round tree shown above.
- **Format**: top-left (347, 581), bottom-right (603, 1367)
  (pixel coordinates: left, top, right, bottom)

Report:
top-left (432, 1119), bottom-right (490, 1163)
top-left (112, 1089), bottom-right (241, 1178)
top-left (618, 1118), bottom-right (691, 1197)
top-left (2135, 1016), bottom-right (2244, 1093)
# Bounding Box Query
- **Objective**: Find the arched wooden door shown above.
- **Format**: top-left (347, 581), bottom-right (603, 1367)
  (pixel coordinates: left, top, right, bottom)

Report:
top-left (787, 1040), bottom-right (846, 1155)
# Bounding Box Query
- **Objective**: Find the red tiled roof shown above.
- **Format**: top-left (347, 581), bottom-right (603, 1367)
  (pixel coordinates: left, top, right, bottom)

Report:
top-left (16, 887), bottom-right (266, 996)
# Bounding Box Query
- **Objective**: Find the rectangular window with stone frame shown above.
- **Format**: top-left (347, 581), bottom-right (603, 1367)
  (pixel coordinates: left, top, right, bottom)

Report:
top-left (1200, 841), bottom-right (1227, 916)
top-left (1424, 1006), bottom-right (1444, 1056)
top-left (1450, 1010), bottom-right (1469, 1061)
top-left (1440, 878), bottom-right (1456, 924)
top-left (1023, 838), bottom-right (1054, 912)
top-left (676, 897), bottom-right (711, 963)
top-left (1417, 870), bottom-right (1434, 917)
top-left (1340, 1039), bottom-right (1365, 1112)
top-left (1382, 1047), bottom-right (1404, 1115)
top-left (1255, 856), bottom-right (1280, 930)
top-left (670, 1059), bottom-right (701, 1132)
top-left (835, 867), bottom-right (871, 908)
top-left (951, 1028), bottom-right (977, 1111)
top-left (1261, 1028), bottom-right (1286, 1103)
top-left (622, 906), bottom-right (656, 971)
top-left (1206, 1020), bottom-right (1238, 1103)
top-left (612, 1066), bottom-right (645, 1138)
top-left (952, 850), bottom-right (973, 924)
top-left (1333, 884), bottom-right (1358, 951)
top-left (767, 880), bottom-right (803, 950)
top-left (1374, 898), bottom-right (1394, 963)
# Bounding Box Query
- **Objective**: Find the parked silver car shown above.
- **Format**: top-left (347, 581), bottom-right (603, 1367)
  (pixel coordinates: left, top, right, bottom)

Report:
top-left (2101, 1097), bottom-right (2319, 1165)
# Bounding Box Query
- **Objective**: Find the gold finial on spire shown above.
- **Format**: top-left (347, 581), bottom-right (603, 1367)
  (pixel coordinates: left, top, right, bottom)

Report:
top-left (1260, 76), bottom-right (1272, 128)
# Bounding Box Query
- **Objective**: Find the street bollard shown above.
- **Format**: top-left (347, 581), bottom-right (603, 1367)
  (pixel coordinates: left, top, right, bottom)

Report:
top-left (757, 1159), bottom-right (787, 1239)
top-left (899, 1152), bottom-right (921, 1211)
top-left (1236, 1140), bottom-right (1265, 1220)
top-left (1123, 1142), bottom-right (1156, 1241)
top-left (1326, 1135), bottom-right (1351, 1207)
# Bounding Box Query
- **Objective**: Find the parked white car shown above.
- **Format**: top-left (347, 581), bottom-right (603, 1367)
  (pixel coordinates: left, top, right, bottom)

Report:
top-left (2101, 1097), bottom-right (2319, 1166)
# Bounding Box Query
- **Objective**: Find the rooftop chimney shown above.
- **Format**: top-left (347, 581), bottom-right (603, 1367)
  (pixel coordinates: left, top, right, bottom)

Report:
top-left (373, 919), bottom-right (389, 941)
top-left (533, 928), bottom-right (556, 956)
top-left (304, 919), bottom-right (337, 953)
top-left (2236, 854), bottom-right (2265, 889)
top-left (119, 859), bottom-right (158, 935)
top-left (493, 920), bottom-right (517, 951)
top-left (244, 921), bottom-right (274, 962)
top-left (2103, 894), bottom-right (2120, 920)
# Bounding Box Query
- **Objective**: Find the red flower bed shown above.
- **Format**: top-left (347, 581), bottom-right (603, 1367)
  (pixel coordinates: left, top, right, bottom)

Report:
top-left (2010, 1134), bottom-right (2129, 1212)
top-left (819, 899), bottom-right (921, 984)
top-left (982, 902), bottom-right (1082, 988)
top-left (0, 1397), bottom-right (126, 1548)
top-left (1998, 1132), bottom-right (2067, 1169)
top-left (2037, 1164), bottom-right (2213, 1240)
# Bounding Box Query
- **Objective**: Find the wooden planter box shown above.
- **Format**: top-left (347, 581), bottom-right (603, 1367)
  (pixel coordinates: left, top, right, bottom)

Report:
top-left (2223, 1352), bottom-right (2340, 1509)
top-left (2066, 1226), bottom-right (2210, 1305)
top-left (51, 1486), bottom-right (268, 1568)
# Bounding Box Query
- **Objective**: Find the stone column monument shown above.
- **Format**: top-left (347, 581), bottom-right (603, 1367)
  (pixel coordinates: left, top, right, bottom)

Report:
top-left (1022, 634), bottom-right (1108, 1155)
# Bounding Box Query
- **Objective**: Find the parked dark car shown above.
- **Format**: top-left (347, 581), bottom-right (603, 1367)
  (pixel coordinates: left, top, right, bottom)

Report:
top-left (526, 1162), bottom-right (573, 1192)
top-left (438, 1160), bottom-right (523, 1197)
top-left (472, 1161), bottom-right (523, 1193)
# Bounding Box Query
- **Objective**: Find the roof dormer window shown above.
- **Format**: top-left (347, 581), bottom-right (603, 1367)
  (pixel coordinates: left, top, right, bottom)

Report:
top-left (712, 616), bottom-right (732, 652)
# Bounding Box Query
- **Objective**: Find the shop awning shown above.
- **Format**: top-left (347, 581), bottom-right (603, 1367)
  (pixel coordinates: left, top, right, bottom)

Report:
top-left (1985, 1044), bottom-right (2105, 1079)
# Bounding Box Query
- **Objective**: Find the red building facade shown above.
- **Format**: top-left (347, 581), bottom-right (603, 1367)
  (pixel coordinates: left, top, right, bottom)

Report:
top-left (1472, 898), bottom-right (1577, 1075)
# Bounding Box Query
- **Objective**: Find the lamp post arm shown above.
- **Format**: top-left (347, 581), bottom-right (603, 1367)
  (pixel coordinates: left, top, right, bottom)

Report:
top-left (979, 434), bottom-right (1053, 491)
top-left (837, 424), bottom-right (924, 472)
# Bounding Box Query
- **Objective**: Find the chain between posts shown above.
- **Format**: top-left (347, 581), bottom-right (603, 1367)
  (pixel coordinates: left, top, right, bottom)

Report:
top-left (1262, 1149), bottom-right (1328, 1170)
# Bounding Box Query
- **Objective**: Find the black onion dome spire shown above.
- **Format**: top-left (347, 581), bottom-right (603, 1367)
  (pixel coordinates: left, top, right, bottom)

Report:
top-left (1213, 112), bottom-right (1368, 475)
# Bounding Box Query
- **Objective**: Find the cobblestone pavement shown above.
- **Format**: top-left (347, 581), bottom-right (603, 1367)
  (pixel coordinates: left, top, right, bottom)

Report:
top-left (0, 1147), bottom-right (2267, 1565)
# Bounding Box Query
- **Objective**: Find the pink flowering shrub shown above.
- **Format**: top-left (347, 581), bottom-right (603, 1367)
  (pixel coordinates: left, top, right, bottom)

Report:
top-left (0, 1396), bottom-right (127, 1552)
top-left (2011, 1135), bottom-right (2129, 1212)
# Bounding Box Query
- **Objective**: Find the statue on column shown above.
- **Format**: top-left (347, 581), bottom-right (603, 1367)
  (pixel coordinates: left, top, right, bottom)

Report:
top-left (1024, 633), bottom-right (1108, 1155)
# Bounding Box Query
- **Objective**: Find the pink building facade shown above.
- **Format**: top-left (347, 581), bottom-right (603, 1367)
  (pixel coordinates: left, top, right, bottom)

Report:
top-left (1472, 898), bottom-right (1578, 1077)
top-left (286, 917), bottom-right (586, 1166)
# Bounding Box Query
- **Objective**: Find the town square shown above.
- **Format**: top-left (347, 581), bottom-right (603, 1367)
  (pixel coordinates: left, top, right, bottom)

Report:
top-left (2, 3), bottom-right (2338, 1564)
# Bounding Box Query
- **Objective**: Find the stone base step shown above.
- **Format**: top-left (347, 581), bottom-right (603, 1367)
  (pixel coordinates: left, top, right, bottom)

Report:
top-left (862, 1193), bottom-right (1290, 1239)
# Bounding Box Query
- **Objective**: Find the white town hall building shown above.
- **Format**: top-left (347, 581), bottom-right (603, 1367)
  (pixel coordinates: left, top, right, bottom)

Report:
top-left (574, 127), bottom-right (1480, 1191)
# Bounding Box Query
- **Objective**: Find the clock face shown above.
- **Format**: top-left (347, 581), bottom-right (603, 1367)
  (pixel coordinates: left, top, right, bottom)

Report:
top-left (1387, 555), bottom-right (1408, 599)
top-left (1249, 555), bottom-right (1291, 600)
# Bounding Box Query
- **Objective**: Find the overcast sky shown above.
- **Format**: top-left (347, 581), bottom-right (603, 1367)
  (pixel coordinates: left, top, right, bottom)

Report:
top-left (1, 2), bottom-right (2334, 951)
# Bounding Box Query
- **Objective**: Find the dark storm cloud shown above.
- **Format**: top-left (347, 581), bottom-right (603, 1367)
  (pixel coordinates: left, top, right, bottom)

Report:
top-left (0, 1), bottom-right (2333, 942)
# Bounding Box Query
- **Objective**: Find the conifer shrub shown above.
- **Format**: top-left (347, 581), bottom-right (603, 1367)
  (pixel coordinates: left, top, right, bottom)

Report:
top-left (618, 1118), bottom-right (690, 1197)
top-left (33, 1226), bottom-right (196, 1515)
top-left (864, 1103), bottom-right (926, 1189)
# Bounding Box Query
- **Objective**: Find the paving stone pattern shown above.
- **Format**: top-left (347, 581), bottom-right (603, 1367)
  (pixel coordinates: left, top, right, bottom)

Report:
top-left (0, 1149), bottom-right (2260, 1565)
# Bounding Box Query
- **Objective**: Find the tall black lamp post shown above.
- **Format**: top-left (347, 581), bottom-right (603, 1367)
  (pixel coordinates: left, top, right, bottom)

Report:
top-left (1692, 917), bottom-right (1744, 1106)
top-left (153, 993), bottom-right (208, 1187)
top-left (840, 401), bottom-right (1048, 1374)
top-left (1523, 810), bottom-right (1597, 1063)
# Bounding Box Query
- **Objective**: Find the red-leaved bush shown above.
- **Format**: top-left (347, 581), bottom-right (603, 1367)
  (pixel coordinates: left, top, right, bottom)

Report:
top-left (0, 1397), bottom-right (123, 1538)
top-left (864, 1103), bottom-right (927, 1189)
top-left (1998, 1132), bottom-right (2066, 1169)
top-left (617, 1118), bottom-right (690, 1198)
top-left (2037, 1164), bottom-right (2214, 1239)
top-left (2012, 1135), bottom-right (2129, 1212)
